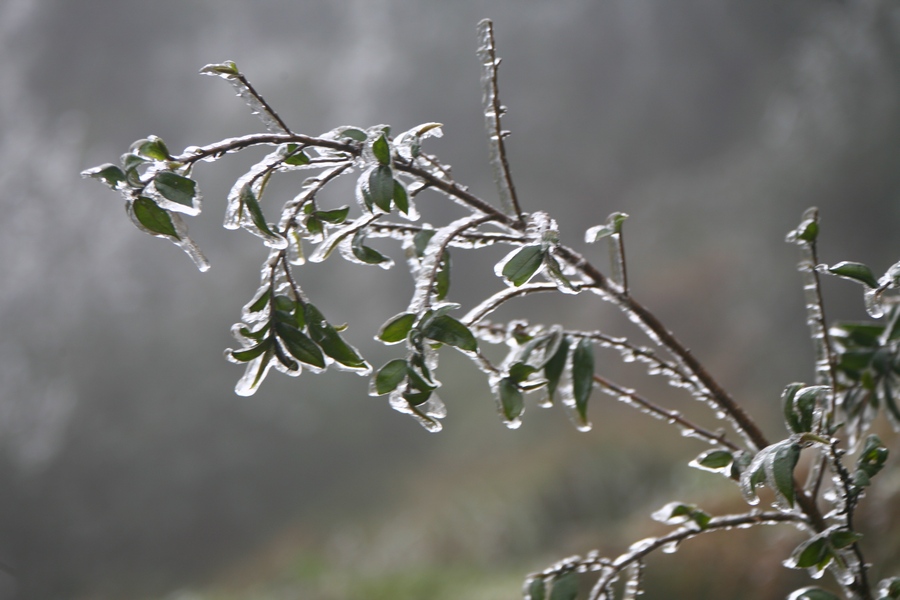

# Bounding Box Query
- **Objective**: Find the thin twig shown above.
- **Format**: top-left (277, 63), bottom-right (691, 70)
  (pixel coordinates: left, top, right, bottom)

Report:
top-left (593, 373), bottom-right (741, 451)
top-left (234, 73), bottom-right (294, 135)
top-left (476, 19), bottom-right (523, 220)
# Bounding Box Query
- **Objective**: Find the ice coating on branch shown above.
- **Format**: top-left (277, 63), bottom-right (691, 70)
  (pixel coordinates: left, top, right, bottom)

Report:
top-left (200, 61), bottom-right (290, 134)
top-left (407, 214), bottom-right (492, 314)
top-left (476, 19), bottom-right (519, 217)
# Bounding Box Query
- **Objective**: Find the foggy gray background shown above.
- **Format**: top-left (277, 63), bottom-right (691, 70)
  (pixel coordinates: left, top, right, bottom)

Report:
top-left (1, 0), bottom-right (898, 598)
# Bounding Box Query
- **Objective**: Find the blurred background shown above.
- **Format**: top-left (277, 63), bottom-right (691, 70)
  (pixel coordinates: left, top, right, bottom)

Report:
top-left (1, 0), bottom-right (899, 598)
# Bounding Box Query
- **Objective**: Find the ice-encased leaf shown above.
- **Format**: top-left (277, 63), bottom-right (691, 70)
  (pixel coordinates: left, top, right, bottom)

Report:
top-left (585, 212), bottom-right (629, 243)
top-left (498, 244), bottom-right (544, 286)
top-left (394, 122), bottom-right (443, 160)
top-left (422, 315), bottom-right (478, 353)
top-left (782, 383), bottom-right (826, 434)
top-left (547, 571), bottom-right (579, 600)
top-left (689, 449), bottom-right (734, 473)
top-left (228, 337), bottom-right (272, 363)
top-left (233, 345), bottom-right (276, 397)
top-left (238, 184), bottom-right (287, 249)
top-left (786, 207), bottom-right (819, 245)
top-left (498, 377), bottom-right (524, 423)
top-left (274, 322), bottom-right (326, 369)
top-left (543, 336), bottom-right (570, 405)
top-left (372, 132), bottom-right (391, 166)
top-left (82, 163), bottom-right (127, 189)
top-left (377, 312), bottom-right (416, 344)
top-left (315, 206), bottom-right (350, 224)
top-left (147, 171), bottom-right (201, 216)
top-left (130, 135), bottom-right (170, 161)
top-left (373, 359), bottom-right (408, 395)
top-left (304, 304), bottom-right (370, 373)
top-left (359, 164), bottom-right (395, 212)
top-left (825, 261), bottom-right (879, 288)
top-left (131, 196), bottom-right (179, 238)
top-left (199, 61), bottom-right (239, 77)
top-left (650, 502), bottom-right (710, 530)
top-left (572, 338), bottom-right (595, 426)
top-left (740, 439), bottom-right (801, 508)
top-left (393, 179), bottom-right (409, 214)
top-left (876, 577), bottom-right (900, 599)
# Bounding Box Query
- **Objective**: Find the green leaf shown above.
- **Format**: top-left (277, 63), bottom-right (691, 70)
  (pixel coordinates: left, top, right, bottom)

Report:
top-left (273, 295), bottom-right (295, 312)
top-left (877, 577), bottom-right (900, 599)
top-left (829, 529), bottom-right (863, 549)
top-left (501, 245), bottom-right (544, 286)
top-left (199, 61), bottom-right (239, 76)
top-left (435, 253), bottom-right (451, 301)
top-left (374, 359), bottom-right (408, 395)
top-left (783, 384), bottom-right (824, 434)
top-left (572, 338), bottom-right (595, 424)
top-left (340, 128), bottom-right (368, 142)
top-left (393, 179), bottom-right (409, 214)
top-left (770, 442), bottom-right (801, 508)
top-left (131, 136), bottom-right (170, 161)
top-left (132, 197), bottom-right (179, 238)
top-left (283, 147), bottom-right (310, 166)
top-left (508, 362), bottom-right (537, 383)
top-left (82, 163), bottom-right (126, 189)
top-left (377, 313), bottom-right (416, 344)
top-left (316, 207), bottom-right (350, 224)
top-left (372, 132), bottom-right (391, 165)
top-left (275, 323), bottom-right (326, 369)
top-left (240, 184), bottom-right (277, 237)
top-left (786, 207), bottom-right (819, 245)
top-left (351, 229), bottom-right (389, 265)
top-left (527, 577), bottom-right (546, 600)
top-left (789, 536), bottom-right (832, 570)
top-left (247, 288), bottom-right (271, 313)
top-left (239, 325), bottom-right (268, 341)
top-left (788, 587), bottom-right (842, 600)
top-left (421, 315), bottom-right (477, 352)
top-left (403, 389), bottom-right (432, 407)
top-left (153, 172), bottom-right (198, 210)
top-left (690, 449), bottom-right (734, 472)
top-left (365, 165), bottom-right (395, 212)
top-left (498, 377), bottom-right (524, 421)
top-left (413, 229), bottom-right (435, 258)
top-left (544, 336), bottom-right (570, 404)
top-left (585, 211), bottom-right (629, 242)
top-left (548, 571), bottom-right (579, 600)
top-left (304, 304), bottom-right (367, 369)
top-left (306, 216), bottom-right (323, 235)
top-left (828, 261), bottom-right (879, 288)
top-left (230, 338), bottom-right (273, 362)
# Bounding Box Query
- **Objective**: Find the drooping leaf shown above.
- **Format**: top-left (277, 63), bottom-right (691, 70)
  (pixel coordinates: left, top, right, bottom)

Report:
top-left (572, 337), bottom-right (595, 424)
top-left (584, 211), bottom-right (629, 242)
top-left (501, 244), bottom-right (544, 286)
top-left (828, 529), bottom-right (863, 549)
top-left (786, 207), bottom-right (819, 245)
top-left (131, 197), bottom-right (179, 238)
top-left (786, 535), bottom-right (832, 571)
top-left (393, 179), bottom-right (409, 214)
top-left (240, 184), bottom-right (277, 237)
top-left (246, 288), bottom-right (271, 313)
top-left (283, 145), bottom-right (310, 166)
top-left (543, 336), bottom-right (570, 404)
top-left (372, 132), bottom-right (391, 165)
top-left (413, 228), bottom-right (435, 258)
top-left (275, 322), bottom-right (326, 369)
top-left (827, 261), bottom-right (879, 288)
top-left (304, 304), bottom-right (367, 369)
top-left (339, 127), bottom-right (368, 142)
top-left (498, 377), bottom-right (524, 421)
top-left (377, 312), bottom-right (416, 344)
top-left (364, 165), bottom-right (395, 212)
top-left (374, 359), bottom-right (408, 395)
top-left (229, 337), bottom-right (273, 362)
top-left (421, 315), bottom-right (478, 352)
top-left (82, 163), bottom-right (126, 189)
top-left (351, 229), bottom-right (390, 265)
top-left (508, 362), bottom-right (537, 383)
top-left (770, 441), bottom-right (801, 508)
